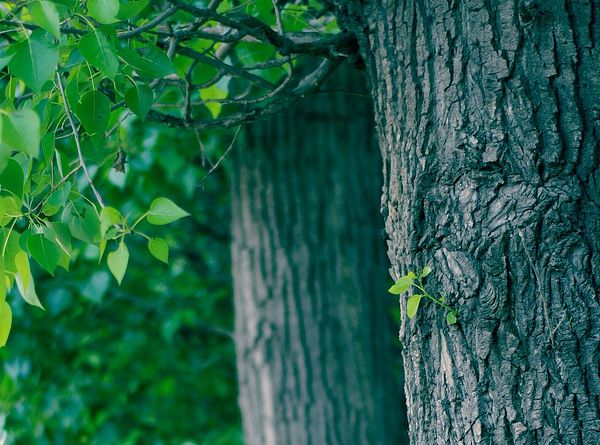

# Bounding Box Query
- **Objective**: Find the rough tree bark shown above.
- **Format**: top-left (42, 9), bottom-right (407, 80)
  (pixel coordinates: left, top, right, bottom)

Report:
top-left (231, 66), bottom-right (407, 445)
top-left (336, 1), bottom-right (600, 444)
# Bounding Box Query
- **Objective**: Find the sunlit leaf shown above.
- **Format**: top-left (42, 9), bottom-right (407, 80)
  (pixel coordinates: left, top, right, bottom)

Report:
top-left (88, 0), bottom-right (120, 24)
top-left (447, 311), bottom-right (458, 325)
top-left (1, 109), bottom-right (41, 157)
top-left (148, 237), bottom-right (168, 264)
top-left (388, 275), bottom-right (413, 295)
top-left (15, 251), bottom-right (44, 308)
top-left (200, 84), bottom-right (228, 118)
top-left (406, 294), bottom-right (423, 319)
top-left (100, 206), bottom-right (122, 236)
top-left (147, 198), bottom-right (190, 225)
top-left (29, 1), bottom-right (61, 39)
top-left (0, 229), bottom-right (21, 273)
top-left (0, 300), bottom-right (12, 347)
top-left (107, 241), bottom-right (129, 285)
top-left (0, 196), bottom-right (22, 227)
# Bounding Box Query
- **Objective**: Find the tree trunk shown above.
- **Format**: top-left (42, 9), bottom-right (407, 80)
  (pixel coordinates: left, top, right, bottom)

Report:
top-left (337, 1), bottom-right (600, 444)
top-left (231, 66), bottom-right (407, 445)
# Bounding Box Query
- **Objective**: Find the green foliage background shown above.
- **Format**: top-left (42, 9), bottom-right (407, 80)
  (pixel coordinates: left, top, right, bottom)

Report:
top-left (0, 120), bottom-right (241, 444)
top-left (0, 0), bottom-right (341, 442)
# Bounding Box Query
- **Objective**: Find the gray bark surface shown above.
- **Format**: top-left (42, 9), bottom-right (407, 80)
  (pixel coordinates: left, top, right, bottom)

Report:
top-left (231, 66), bottom-right (407, 445)
top-left (336, 1), bottom-right (600, 444)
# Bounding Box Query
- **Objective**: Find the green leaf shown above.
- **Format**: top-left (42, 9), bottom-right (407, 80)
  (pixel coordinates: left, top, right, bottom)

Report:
top-left (0, 259), bottom-right (5, 301)
top-left (148, 237), bottom-right (168, 264)
top-left (0, 229), bottom-right (21, 273)
top-left (118, 45), bottom-right (176, 78)
top-left (5, 77), bottom-right (18, 103)
top-left (0, 300), bottom-right (12, 347)
top-left (43, 222), bottom-right (72, 270)
top-left (98, 238), bottom-right (107, 263)
top-left (61, 202), bottom-right (101, 243)
top-left (147, 197), bottom-right (190, 225)
top-left (1, 109), bottom-right (41, 157)
top-left (41, 132), bottom-right (55, 163)
top-left (0, 47), bottom-right (15, 72)
top-left (76, 90), bottom-right (111, 136)
top-left (88, 0), bottom-right (120, 24)
top-left (107, 241), bottom-right (128, 285)
top-left (406, 294), bottom-right (423, 319)
top-left (29, 1), bottom-right (61, 39)
top-left (200, 84), bottom-right (228, 118)
top-left (43, 182), bottom-right (72, 216)
top-left (447, 311), bottom-right (458, 325)
top-left (27, 234), bottom-right (62, 275)
top-left (0, 196), bottom-right (22, 227)
top-left (422, 265), bottom-right (432, 277)
top-left (8, 30), bottom-right (59, 92)
top-left (388, 275), bottom-right (413, 295)
top-left (18, 228), bottom-right (34, 251)
top-left (117, 0), bottom-right (150, 20)
top-left (79, 31), bottom-right (119, 78)
top-left (0, 158), bottom-right (24, 199)
top-left (253, 0), bottom-right (276, 25)
top-left (124, 83), bottom-right (153, 120)
top-left (15, 251), bottom-right (44, 308)
top-left (100, 206), bottom-right (122, 236)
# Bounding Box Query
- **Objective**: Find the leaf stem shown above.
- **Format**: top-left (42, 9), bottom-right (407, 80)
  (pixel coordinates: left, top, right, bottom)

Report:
top-left (413, 281), bottom-right (455, 313)
top-left (131, 212), bottom-right (149, 230)
top-left (55, 72), bottom-right (106, 208)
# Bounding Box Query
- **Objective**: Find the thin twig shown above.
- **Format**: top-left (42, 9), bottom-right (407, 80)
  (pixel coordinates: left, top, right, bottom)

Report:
top-left (272, 0), bottom-right (284, 36)
top-left (55, 73), bottom-right (106, 208)
top-left (194, 128), bottom-right (214, 168)
top-left (31, 163), bottom-right (82, 214)
top-left (199, 125), bottom-right (242, 185)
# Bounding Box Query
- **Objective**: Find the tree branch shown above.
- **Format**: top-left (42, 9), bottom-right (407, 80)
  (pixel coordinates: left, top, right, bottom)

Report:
top-left (55, 73), bottom-right (106, 209)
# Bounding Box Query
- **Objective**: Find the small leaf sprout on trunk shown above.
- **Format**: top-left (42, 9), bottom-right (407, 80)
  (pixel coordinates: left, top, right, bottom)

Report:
top-left (388, 266), bottom-right (458, 325)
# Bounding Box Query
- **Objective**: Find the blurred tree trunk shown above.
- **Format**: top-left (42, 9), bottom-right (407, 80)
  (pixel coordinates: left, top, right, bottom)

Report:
top-left (231, 65), bottom-right (407, 445)
top-left (336, 1), bottom-right (600, 444)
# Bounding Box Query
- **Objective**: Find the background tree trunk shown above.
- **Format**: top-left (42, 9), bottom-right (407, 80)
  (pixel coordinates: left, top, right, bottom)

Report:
top-left (231, 65), bottom-right (407, 445)
top-left (337, 1), bottom-right (600, 444)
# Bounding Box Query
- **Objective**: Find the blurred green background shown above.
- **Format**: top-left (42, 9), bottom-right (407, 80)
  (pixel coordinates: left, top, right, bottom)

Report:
top-left (0, 118), bottom-right (242, 444)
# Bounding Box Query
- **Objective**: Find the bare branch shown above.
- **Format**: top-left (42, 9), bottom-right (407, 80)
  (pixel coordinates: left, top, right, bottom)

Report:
top-left (117, 5), bottom-right (179, 38)
top-left (171, 44), bottom-right (275, 91)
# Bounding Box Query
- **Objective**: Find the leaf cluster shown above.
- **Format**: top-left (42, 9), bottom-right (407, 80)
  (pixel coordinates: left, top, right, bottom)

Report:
top-left (0, 0), bottom-right (343, 345)
top-left (388, 266), bottom-right (458, 326)
top-left (0, 115), bottom-right (239, 444)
